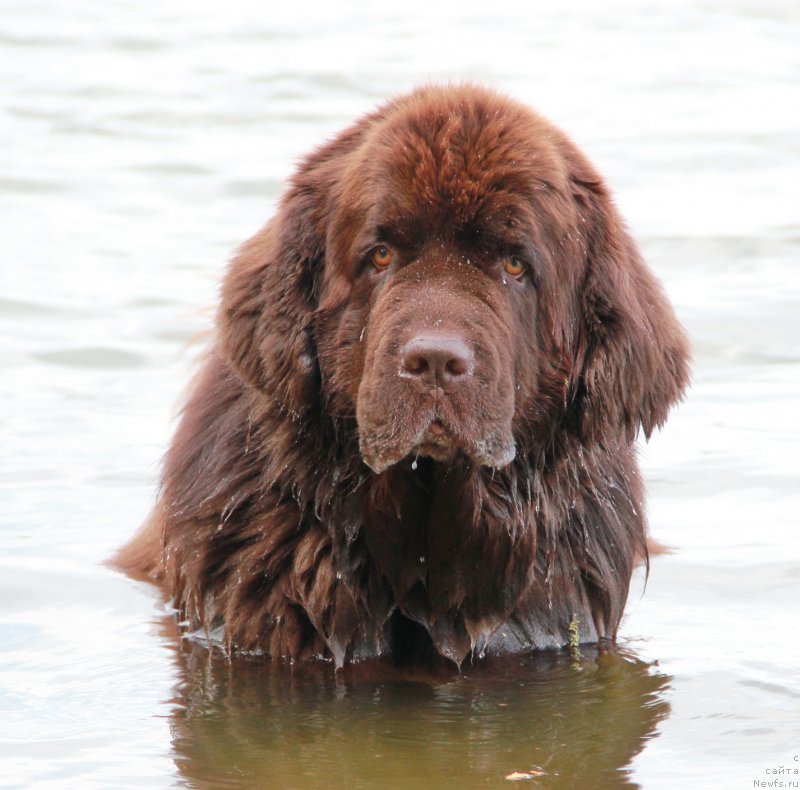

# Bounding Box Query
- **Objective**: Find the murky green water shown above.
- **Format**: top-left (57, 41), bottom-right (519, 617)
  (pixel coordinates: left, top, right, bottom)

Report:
top-left (170, 644), bottom-right (668, 789)
top-left (2, 1), bottom-right (799, 788)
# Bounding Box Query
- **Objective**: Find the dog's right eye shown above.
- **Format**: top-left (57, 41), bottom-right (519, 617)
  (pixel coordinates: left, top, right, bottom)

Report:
top-left (371, 245), bottom-right (394, 270)
top-left (502, 256), bottom-right (526, 279)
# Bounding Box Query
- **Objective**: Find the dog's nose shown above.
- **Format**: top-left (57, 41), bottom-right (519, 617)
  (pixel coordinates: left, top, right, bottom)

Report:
top-left (399, 334), bottom-right (474, 389)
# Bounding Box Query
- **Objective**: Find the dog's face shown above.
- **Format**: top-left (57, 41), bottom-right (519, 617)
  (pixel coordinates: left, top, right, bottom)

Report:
top-left (317, 206), bottom-right (540, 474)
top-left (313, 98), bottom-right (580, 473)
top-left (352, 253), bottom-right (520, 473)
top-left (220, 86), bottom-right (689, 475)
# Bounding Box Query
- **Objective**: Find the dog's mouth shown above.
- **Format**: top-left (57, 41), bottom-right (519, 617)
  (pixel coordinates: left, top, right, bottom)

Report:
top-left (411, 419), bottom-right (458, 462)
top-left (359, 414), bottom-right (516, 474)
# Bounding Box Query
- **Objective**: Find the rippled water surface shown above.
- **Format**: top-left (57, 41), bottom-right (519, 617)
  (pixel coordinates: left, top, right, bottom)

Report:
top-left (2, 1), bottom-right (799, 788)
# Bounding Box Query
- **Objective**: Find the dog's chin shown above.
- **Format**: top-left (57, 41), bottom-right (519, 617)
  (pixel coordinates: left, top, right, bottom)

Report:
top-left (359, 420), bottom-right (516, 474)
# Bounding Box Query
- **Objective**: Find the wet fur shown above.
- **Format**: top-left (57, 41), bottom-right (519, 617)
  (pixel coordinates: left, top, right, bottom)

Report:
top-left (114, 85), bottom-right (689, 667)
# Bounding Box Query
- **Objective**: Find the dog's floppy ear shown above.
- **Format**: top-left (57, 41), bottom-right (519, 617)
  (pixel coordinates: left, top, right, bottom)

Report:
top-left (567, 169), bottom-right (690, 443)
top-left (218, 123), bottom-right (370, 413)
top-left (218, 183), bottom-right (323, 413)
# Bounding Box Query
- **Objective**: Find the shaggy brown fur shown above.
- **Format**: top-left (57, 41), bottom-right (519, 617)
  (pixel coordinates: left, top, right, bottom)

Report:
top-left (114, 85), bottom-right (689, 668)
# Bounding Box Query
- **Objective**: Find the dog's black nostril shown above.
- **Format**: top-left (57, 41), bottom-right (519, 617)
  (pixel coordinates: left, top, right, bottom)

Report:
top-left (403, 353), bottom-right (429, 376)
top-left (445, 356), bottom-right (469, 377)
top-left (400, 334), bottom-right (474, 389)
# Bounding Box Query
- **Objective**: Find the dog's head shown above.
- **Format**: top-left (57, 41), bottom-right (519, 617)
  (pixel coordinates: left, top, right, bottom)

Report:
top-left (220, 85), bottom-right (689, 473)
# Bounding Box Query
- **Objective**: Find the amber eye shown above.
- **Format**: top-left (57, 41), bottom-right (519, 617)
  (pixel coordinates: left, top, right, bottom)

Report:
top-left (503, 256), bottom-right (526, 278)
top-left (371, 245), bottom-right (394, 269)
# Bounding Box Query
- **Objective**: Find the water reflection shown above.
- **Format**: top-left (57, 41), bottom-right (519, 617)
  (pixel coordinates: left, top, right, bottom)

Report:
top-left (165, 626), bottom-right (670, 789)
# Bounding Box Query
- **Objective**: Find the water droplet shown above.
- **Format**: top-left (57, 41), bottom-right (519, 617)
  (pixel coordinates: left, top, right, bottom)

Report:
top-left (411, 459), bottom-right (418, 471)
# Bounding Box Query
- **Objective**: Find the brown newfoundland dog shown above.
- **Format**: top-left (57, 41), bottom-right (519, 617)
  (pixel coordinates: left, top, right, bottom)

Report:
top-left (115, 85), bottom-right (689, 668)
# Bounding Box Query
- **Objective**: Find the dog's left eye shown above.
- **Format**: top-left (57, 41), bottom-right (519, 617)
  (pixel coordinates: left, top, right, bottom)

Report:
top-left (371, 245), bottom-right (395, 270)
top-left (502, 256), bottom-right (526, 278)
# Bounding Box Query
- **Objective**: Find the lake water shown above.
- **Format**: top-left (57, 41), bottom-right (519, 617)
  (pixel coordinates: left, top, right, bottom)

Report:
top-left (2, 1), bottom-right (799, 788)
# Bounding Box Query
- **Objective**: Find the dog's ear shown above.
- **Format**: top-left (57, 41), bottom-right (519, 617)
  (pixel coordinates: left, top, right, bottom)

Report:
top-left (218, 123), bottom-right (370, 413)
top-left (218, 184), bottom-right (323, 413)
top-left (567, 170), bottom-right (690, 444)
